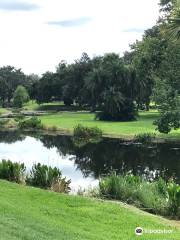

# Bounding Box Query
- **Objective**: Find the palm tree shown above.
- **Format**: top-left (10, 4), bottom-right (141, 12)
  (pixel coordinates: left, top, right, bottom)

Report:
top-left (168, 6), bottom-right (180, 40)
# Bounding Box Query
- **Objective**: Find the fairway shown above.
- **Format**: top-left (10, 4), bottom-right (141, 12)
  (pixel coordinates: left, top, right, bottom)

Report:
top-left (0, 180), bottom-right (179, 240)
top-left (39, 111), bottom-right (180, 139)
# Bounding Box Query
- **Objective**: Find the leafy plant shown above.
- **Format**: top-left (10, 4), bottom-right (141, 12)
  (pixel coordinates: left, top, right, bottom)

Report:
top-left (26, 163), bottom-right (71, 192)
top-left (73, 124), bottom-right (102, 146)
top-left (99, 173), bottom-right (179, 218)
top-left (134, 133), bottom-right (156, 143)
top-left (167, 181), bottom-right (180, 216)
top-left (18, 117), bottom-right (43, 129)
top-left (0, 160), bottom-right (26, 183)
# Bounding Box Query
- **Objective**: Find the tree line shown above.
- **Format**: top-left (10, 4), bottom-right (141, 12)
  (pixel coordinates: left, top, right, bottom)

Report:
top-left (0, 0), bottom-right (179, 133)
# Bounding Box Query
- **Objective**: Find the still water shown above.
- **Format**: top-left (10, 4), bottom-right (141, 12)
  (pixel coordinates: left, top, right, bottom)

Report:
top-left (0, 131), bottom-right (179, 191)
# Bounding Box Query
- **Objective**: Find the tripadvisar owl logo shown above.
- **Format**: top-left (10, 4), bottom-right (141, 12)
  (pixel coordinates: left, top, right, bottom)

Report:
top-left (135, 227), bottom-right (143, 236)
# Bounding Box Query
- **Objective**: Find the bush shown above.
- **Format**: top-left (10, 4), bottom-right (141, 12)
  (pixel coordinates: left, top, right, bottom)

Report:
top-left (18, 117), bottom-right (43, 129)
top-left (0, 160), bottom-right (26, 183)
top-left (0, 160), bottom-right (71, 194)
top-left (73, 124), bottom-right (102, 146)
top-left (134, 133), bottom-right (156, 144)
top-left (26, 163), bottom-right (71, 192)
top-left (99, 173), bottom-right (179, 218)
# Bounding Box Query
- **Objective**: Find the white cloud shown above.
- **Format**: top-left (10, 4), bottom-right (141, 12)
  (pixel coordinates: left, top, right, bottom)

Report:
top-left (0, 0), bottom-right (159, 75)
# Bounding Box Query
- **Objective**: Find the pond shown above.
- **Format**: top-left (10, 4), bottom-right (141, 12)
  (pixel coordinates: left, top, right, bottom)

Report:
top-left (0, 131), bottom-right (180, 192)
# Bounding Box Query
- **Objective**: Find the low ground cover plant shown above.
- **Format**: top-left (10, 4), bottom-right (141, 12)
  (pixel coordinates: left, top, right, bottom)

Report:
top-left (99, 173), bottom-right (180, 219)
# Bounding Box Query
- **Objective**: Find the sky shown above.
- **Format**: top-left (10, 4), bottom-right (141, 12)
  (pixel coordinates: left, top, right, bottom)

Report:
top-left (0, 0), bottom-right (160, 75)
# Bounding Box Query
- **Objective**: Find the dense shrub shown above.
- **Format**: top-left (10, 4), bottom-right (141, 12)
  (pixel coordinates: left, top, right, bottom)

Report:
top-left (96, 99), bottom-right (137, 121)
top-left (18, 117), bottom-right (43, 129)
top-left (26, 163), bottom-right (71, 192)
top-left (0, 160), bottom-right (71, 193)
top-left (134, 133), bottom-right (156, 144)
top-left (0, 160), bottom-right (26, 183)
top-left (73, 124), bottom-right (102, 146)
top-left (99, 173), bottom-right (179, 218)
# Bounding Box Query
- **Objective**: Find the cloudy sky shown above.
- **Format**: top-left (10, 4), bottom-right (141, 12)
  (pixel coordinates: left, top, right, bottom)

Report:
top-left (0, 0), bottom-right (159, 75)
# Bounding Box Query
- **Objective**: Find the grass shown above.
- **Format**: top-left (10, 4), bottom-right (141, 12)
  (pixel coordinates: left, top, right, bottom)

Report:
top-left (1, 101), bottom-right (180, 139)
top-left (39, 111), bottom-right (180, 139)
top-left (0, 180), bottom-right (179, 240)
top-left (0, 108), bottom-right (9, 114)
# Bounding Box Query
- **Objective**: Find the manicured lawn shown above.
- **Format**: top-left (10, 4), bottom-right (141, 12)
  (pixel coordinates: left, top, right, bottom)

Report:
top-left (1, 101), bottom-right (180, 139)
top-left (0, 180), bottom-right (179, 240)
top-left (39, 111), bottom-right (180, 139)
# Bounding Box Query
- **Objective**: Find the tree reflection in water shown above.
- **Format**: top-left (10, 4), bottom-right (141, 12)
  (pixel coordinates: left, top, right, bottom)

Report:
top-left (0, 131), bottom-right (180, 183)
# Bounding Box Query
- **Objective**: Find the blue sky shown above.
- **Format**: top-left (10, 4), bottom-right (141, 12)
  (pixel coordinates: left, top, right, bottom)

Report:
top-left (0, 0), bottom-right (159, 74)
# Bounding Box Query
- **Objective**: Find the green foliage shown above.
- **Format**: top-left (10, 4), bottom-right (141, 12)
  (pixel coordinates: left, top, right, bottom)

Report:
top-left (13, 85), bottom-right (30, 108)
top-left (96, 91), bottom-right (137, 121)
top-left (153, 81), bottom-right (180, 133)
top-left (134, 133), bottom-right (156, 143)
top-left (0, 66), bottom-right (27, 106)
top-left (154, 110), bottom-right (180, 133)
top-left (0, 119), bottom-right (9, 127)
top-left (0, 160), bottom-right (26, 183)
top-left (18, 117), bottom-right (43, 129)
top-left (167, 1), bottom-right (180, 40)
top-left (99, 173), bottom-right (179, 218)
top-left (86, 54), bottom-right (137, 121)
top-left (0, 160), bottom-right (71, 194)
top-left (167, 181), bottom-right (180, 216)
top-left (73, 124), bottom-right (102, 146)
top-left (26, 163), bottom-right (70, 192)
top-left (14, 114), bottom-right (25, 122)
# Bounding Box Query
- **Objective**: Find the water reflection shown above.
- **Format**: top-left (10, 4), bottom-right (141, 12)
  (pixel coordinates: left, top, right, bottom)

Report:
top-left (0, 131), bottom-right (179, 191)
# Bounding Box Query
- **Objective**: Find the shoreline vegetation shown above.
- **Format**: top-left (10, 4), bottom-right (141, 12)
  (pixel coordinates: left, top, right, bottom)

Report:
top-left (0, 180), bottom-right (179, 240)
top-left (0, 160), bottom-right (179, 220)
top-left (0, 106), bottom-right (180, 142)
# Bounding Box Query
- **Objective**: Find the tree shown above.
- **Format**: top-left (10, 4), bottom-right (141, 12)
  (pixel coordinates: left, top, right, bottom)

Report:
top-left (35, 72), bottom-right (60, 103)
top-left (0, 66), bottom-right (26, 105)
top-left (85, 53), bottom-right (137, 121)
top-left (168, 5), bottom-right (180, 40)
top-left (153, 82), bottom-right (180, 133)
top-left (26, 74), bottom-right (40, 100)
top-left (61, 53), bottom-right (92, 106)
top-left (13, 86), bottom-right (30, 108)
top-left (0, 77), bottom-right (8, 107)
top-left (131, 26), bottom-right (167, 110)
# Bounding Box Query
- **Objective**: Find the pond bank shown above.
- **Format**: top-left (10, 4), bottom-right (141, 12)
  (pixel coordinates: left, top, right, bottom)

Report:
top-left (1, 110), bottom-right (180, 141)
top-left (0, 180), bottom-right (179, 240)
top-left (0, 126), bottom-right (180, 143)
